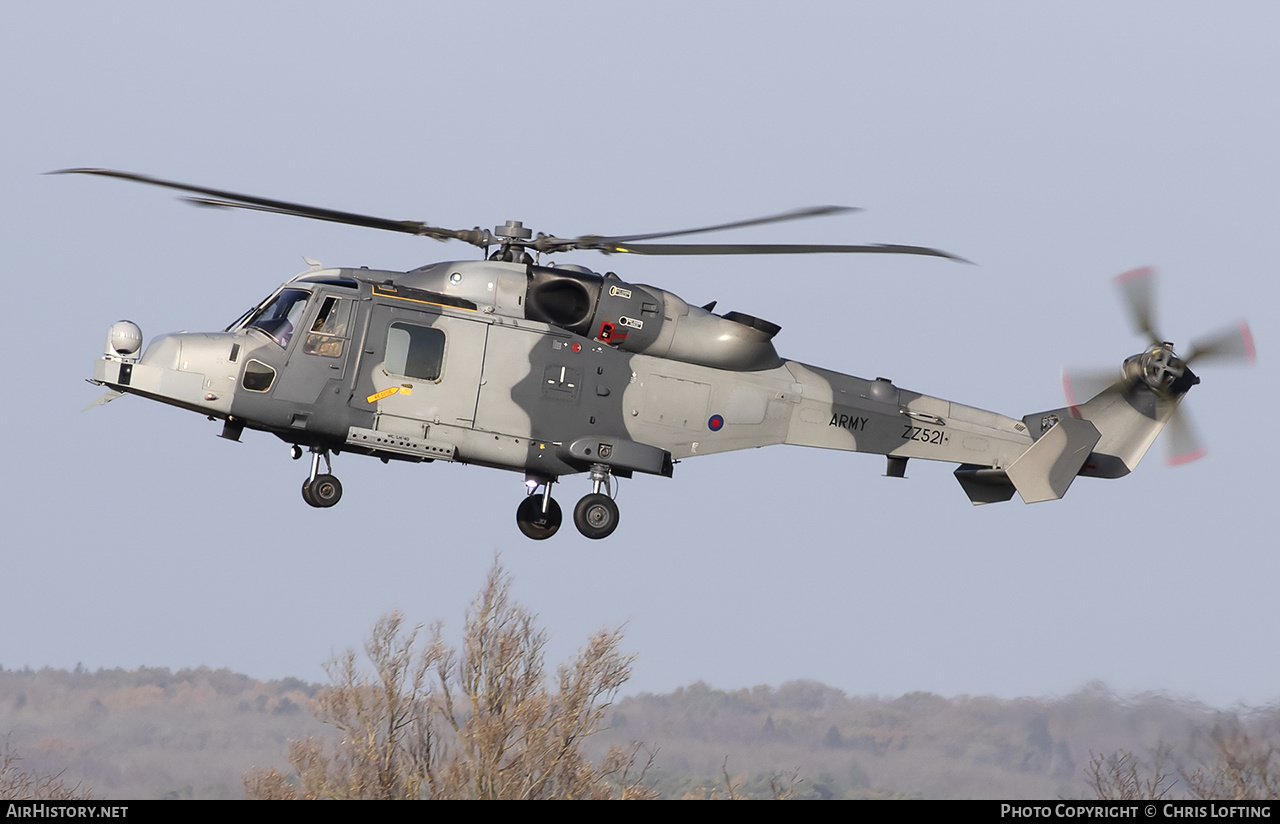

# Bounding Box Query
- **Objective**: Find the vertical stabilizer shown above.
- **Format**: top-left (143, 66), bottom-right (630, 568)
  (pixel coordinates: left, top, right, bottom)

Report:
top-left (1005, 416), bottom-right (1101, 502)
top-left (1026, 382), bottom-right (1174, 480)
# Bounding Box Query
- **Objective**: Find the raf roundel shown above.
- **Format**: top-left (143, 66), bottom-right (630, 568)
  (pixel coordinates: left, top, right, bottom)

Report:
top-left (708, 414), bottom-right (725, 432)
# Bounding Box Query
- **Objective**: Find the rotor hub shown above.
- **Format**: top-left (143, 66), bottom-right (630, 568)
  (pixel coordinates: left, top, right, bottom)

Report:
top-left (1143, 345), bottom-right (1180, 389)
top-left (1125, 344), bottom-right (1199, 396)
top-left (494, 220), bottom-right (532, 241)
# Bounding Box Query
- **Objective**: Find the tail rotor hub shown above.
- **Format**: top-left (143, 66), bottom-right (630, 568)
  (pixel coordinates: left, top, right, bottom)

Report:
top-left (1142, 344), bottom-right (1181, 390)
top-left (1125, 343), bottom-right (1199, 396)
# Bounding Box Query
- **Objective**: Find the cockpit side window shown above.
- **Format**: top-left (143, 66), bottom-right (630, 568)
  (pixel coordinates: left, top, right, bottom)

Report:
top-left (303, 296), bottom-right (352, 358)
top-left (386, 322), bottom-right (445, 381)
top-left (247, 289), bottom-right (311, 347)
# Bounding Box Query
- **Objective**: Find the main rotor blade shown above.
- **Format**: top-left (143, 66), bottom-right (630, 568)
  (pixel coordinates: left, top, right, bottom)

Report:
top-left (1184, 319), bottom-right (1257, 366)
top-left (580, 205), bottom-right (860, 245)
top-left (589, 241), bottom-right (969, 261)
top-left (1113, 266), bottom-right (1162, 345)
top-left (56, 168), bottom-right (963, 261)
top-left (53, 168), bottom-right (485, 246)
top-left (179, 196), bottom-right (490, 246)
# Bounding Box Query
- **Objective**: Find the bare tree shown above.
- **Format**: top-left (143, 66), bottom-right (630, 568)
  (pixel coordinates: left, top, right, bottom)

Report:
top-left (1182, 726), bottom-right (1280, 801)
top-left (673, 758), bottom-right (803, 800)
top-left (1087, 726), bottom-right (1280, 801)
top-left (245, 561), bottom-right (654, 800)
top-left (0, 737), bottom-right (92, 800)
top-left (248, 611), bottom-right (437, 799)
top-left (1085, 748), bottom-right (1176, 800)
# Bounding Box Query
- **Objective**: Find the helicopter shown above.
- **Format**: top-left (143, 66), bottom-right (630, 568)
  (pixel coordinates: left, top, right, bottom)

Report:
top-left (67, 169), bottom-right (1256, 540)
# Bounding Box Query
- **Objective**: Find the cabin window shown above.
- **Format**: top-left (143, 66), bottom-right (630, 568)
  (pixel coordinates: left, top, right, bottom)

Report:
top-left (303, 297), bottom-right (352, 358)
top-left (242, 359), bottom-right (277, 392)
top-left (386, 322), bottom-right (445, 381)
top-left (247, 288), bottom-right (310, 347)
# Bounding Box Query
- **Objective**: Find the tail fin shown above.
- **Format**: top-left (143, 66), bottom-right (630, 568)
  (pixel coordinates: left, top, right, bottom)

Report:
top-left (954, 414), bottom-right (1101, 505)
top-left (965, 267), bottom-right (1252, 503)
top-left (955, 383), bottom-right (1168, 506)
top-left (1027, 380), bottom-right (1175, 481)
top-left (1005, 416), bottom-right (1101, 502)
top-left (1067, 381), bottom-right (1177, 478)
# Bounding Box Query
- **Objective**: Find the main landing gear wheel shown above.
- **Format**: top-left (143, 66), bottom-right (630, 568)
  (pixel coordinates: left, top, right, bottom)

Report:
top-left (573, 493), bottom-right (619, 540)
top-left (516, 495), bottom-right (562, 540)
top-left (302, 474), bottom-right (343, 508)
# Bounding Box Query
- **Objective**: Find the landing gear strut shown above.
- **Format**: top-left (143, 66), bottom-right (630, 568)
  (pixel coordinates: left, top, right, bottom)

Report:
top-left (573, 464), bottom-right (619, 540)
top-left (300, 446), bottom-right (342, 508)
top-left (516, 477), bottom-right (561, 540)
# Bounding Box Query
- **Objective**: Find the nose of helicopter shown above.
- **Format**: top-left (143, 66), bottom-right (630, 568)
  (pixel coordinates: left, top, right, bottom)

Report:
top-left (93, 325), bottom-right (240, 417)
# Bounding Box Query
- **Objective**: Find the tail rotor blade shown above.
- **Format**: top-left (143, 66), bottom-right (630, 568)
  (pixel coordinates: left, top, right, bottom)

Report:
top-left (1164, 403), bottom-right (1207, 466)
top-left (1061, 368), bottom-right (1124, 412)
top-left (1185, 319), bottom-right (1257, 366)
top-left (1114, 266), bottom-right (1162, 346)
top-left (1081, 267), bottom-right (1255, 470)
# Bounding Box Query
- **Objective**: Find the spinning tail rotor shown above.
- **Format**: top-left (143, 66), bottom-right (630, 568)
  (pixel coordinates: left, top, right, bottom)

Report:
top-left (1063, 267), bottom-right (1255, 466)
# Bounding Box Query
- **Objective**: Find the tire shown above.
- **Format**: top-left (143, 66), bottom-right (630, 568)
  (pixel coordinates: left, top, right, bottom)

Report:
top-left (516, 495), bottom-right (562, 540)
top-left (573, 493), bottom-right (619, 540)
top-left (308, 474), bottom-right (343, 508)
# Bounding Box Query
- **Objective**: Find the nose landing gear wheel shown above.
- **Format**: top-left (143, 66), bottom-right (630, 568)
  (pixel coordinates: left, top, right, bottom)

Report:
top-left (573, 493), bottom-right (619, 540)
top-left (302, 474), bottom-right (343, 508)
top-left (516, 495), bottom-right (562, 540)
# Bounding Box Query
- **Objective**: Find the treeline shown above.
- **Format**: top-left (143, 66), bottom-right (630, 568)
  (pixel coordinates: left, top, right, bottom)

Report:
top-left (3, 563), bottom-right (1277, 799)
top-left (5, 664), bottom-right (1277, 798)
top-left (593, 681), bottom-right (1280, 798)
top-left (0, 664), bottom-right (329, 799)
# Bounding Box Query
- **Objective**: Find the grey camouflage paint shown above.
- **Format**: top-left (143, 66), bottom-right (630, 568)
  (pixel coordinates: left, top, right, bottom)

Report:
top-left (92, 258), bottom-right (1180, 521)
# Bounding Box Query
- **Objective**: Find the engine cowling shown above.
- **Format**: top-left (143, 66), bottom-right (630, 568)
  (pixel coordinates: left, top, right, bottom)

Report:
top-left (525, 265), bottom-right (782, 371)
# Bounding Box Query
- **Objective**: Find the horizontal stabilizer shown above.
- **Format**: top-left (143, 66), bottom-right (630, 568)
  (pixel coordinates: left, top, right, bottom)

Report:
top-left (1006, 417), bottom-right (1101, 503)
top-left (954, 465), bottom-right (1017, 505)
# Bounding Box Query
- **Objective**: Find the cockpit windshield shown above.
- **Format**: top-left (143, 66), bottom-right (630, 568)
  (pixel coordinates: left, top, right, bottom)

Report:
top-left (246, 288), bottom-right (311, 347)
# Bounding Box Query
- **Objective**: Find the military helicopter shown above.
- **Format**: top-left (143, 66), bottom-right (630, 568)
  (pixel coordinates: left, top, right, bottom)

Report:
top-left (68, 169), bottom-right (1255, 540)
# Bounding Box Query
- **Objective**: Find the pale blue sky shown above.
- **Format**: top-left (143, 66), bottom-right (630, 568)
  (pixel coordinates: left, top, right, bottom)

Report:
top-left (2, 1), bottom-right (1276, 707)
